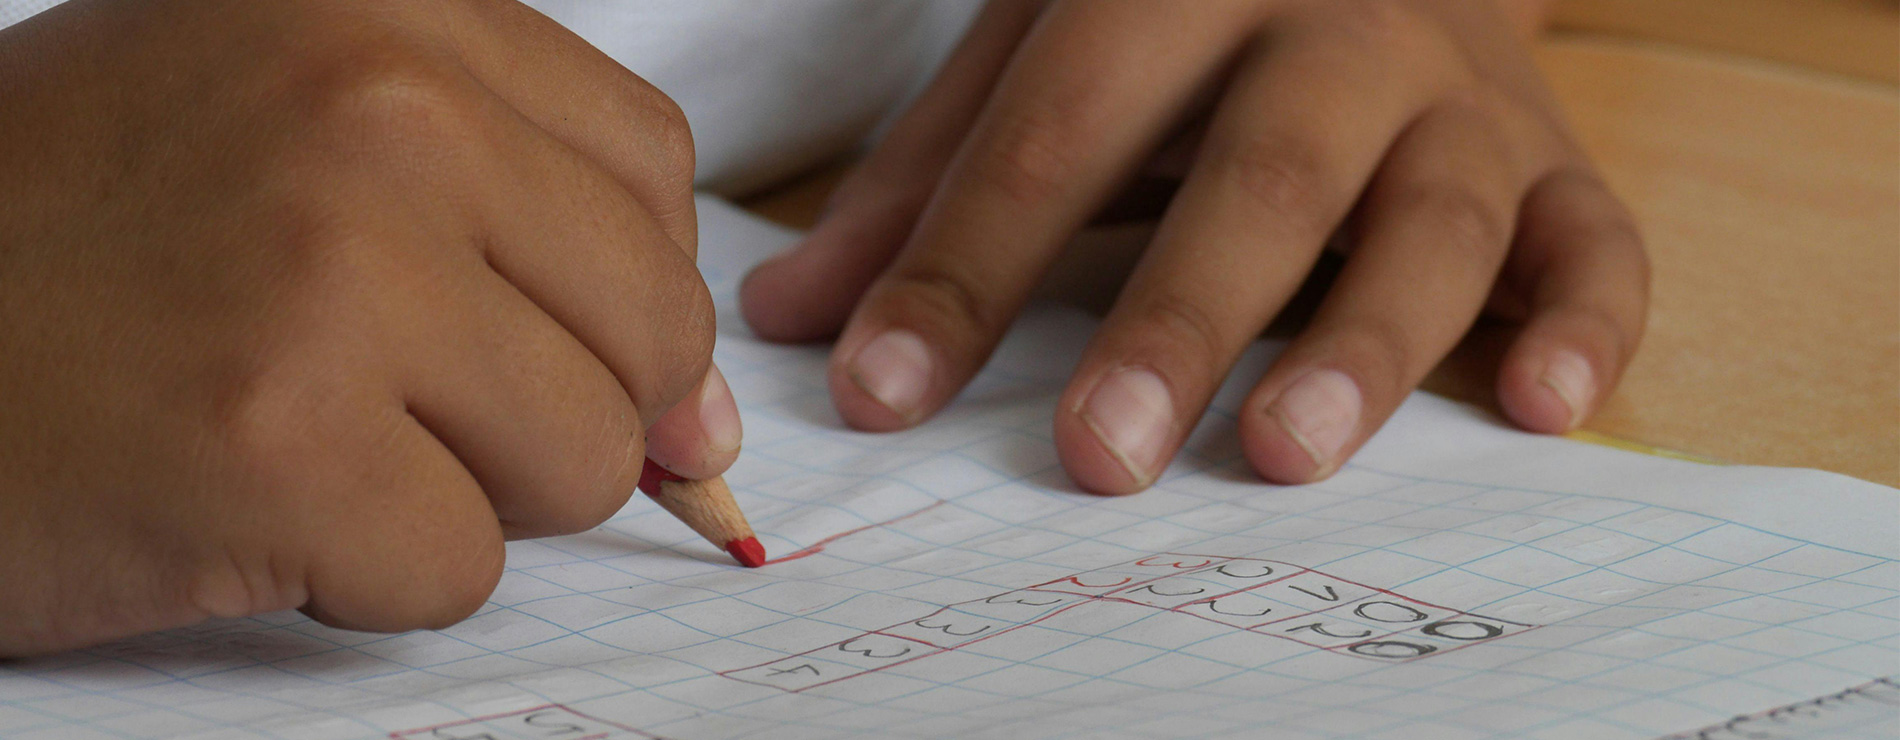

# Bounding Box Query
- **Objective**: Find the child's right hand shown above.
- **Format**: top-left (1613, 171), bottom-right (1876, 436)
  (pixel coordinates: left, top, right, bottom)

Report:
top-left (0, 0), bottom-right (729, 656)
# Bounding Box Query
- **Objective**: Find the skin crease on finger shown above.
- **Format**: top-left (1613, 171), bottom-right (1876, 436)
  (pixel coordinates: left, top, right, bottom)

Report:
top-left (0, 0), bottom-right (721, 655)
top-left (739, 0), bottom-right (1644, 496)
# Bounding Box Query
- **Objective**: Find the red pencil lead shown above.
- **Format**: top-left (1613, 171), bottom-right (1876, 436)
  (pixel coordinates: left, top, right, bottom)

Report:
top-left (726, 536), bottom-right (767, 568)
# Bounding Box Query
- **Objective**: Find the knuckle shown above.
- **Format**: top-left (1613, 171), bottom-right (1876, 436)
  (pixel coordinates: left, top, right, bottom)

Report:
top-left (295, 49), bottom-right (481, 146)
top-left (578, 418), bottom-right (644, 524)
top-left (642, 89), bottom-right (697, 187)
top-left (1327, 316), bottom-right (1415, 399)
top-left (210, 364), bottom-right (322, 486)
top-left (278, 210), bottom-right (374, 276)
top-left (675, 278), bottom-right (718, 377)
top-left (881, 262), bottom-right (1002, 338)
top-left (1552, 167), bottom-right (1652, 298)
top-left (1211, 140), bottom-right (1333, 229)
top-left (637, 276), bottom-right (717, 414)
top-left (1591, 207), bottom-right (1652, 312)
top-left (972, 104), bottom-right (1086, 207)
top-left (526, 404), bottom-right (643, 540)
top-left (1138, 293), bottom-right (1231, 371)
top-left (1403, 185), bottom-right (1515, 269)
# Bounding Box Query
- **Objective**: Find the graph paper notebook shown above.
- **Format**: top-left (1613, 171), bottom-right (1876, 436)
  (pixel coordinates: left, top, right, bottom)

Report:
top-left (3, 198), bottom-right (1896, 740)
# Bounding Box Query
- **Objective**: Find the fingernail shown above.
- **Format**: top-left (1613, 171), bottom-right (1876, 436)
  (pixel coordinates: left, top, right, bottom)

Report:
top-left (1539, 350), bottom-right (1595, 429)
top-left (700, 365), bottom-right (743, 453)
top-left (1269, 369), bottom-right (1362, 473)
top-left (848, 329), bottom-right (933, 418)
top-left (1080, 367), bottom-right (1175, 486)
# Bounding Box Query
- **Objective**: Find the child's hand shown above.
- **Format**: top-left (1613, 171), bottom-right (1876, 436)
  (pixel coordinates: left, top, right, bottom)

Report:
top-left (0, 0), bottom-right (733, 655)
top-left (742, 0), bottom-right (1647, 494)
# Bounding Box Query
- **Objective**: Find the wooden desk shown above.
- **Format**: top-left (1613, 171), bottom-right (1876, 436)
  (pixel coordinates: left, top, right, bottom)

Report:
top-left (1553, 0), bottom-right (1900, 84)
top-left (743, 3), bottom-right (1900, 486)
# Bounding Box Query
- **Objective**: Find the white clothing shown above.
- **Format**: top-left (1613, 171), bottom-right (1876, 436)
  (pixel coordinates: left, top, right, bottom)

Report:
top-left (0, 0), bottom-right (983, 195)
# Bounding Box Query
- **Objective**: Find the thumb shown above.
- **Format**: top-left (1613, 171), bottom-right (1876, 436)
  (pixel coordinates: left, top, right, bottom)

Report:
top-left (642, 363), bottom-right (743, 479)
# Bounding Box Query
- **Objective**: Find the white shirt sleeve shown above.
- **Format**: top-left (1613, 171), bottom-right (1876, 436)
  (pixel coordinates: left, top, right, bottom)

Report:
top-left (0, 0), bottom-right (983, 197)
top-left (0, 0), bottom-right (60, 28)
top-left (524, 0), bottom-right (980, 195)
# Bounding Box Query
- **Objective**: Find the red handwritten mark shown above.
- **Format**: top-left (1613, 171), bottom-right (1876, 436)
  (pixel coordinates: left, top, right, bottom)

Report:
top-left (763, 501), bottom-right (949, 565)
top-left (1046, 575), bottom-right (1133, 589)
top-left (389, 704), bottom-right (659, 739)
top-left (1136, 556), bottom-right (1213, 569)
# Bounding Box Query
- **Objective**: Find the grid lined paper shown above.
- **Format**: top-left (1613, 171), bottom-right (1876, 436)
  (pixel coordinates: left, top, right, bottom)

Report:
top-left (1, 199), bottom-right (1894, 740)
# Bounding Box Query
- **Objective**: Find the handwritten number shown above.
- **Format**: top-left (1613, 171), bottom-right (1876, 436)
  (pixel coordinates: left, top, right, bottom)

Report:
top-left (1284, 621), bottom-right (1373, 639)
top-left (1349, 641), bottom-right (1438, 659)
top-left (1133, 583), bottom-right (1207, 598)
top-left (838, 638), bottom-right (912, 660)
top-left (768, 664), bottom-right (821, 677)
top-left (986, 592), bottom-right (1064, 607)
top-left (1422, 620), bottom-right (1505, 641)
top-left (1289, 584), bottom-right (1341, 602)
top-left (1206, 600), bottom-right (1273, 618)
top-left (1214, 563), bottom-right (1276, 579)
top-left (915, 617), bottom-right (992, 637)
top-left (520, 711), bottom-right (587, 735)
top-left (1354, 601), bottom-right (1429, 624)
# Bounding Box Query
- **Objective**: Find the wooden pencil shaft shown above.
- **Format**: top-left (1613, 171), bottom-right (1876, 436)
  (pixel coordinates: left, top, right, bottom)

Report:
top-left (649, 476), bottom-right (754, 548)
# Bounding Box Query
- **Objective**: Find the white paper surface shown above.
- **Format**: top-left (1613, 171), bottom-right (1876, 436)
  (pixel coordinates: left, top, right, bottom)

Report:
top-left (3, 198), bottom-right (1895, 740)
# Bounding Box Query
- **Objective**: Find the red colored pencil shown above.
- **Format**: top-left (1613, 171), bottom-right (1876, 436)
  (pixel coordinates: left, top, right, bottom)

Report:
top-left (637, 459), bottom-right (766, 567)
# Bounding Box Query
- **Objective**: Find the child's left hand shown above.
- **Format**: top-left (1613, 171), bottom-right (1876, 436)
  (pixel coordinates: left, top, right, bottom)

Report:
top-left (741, 0), bottom-right (1648, 494)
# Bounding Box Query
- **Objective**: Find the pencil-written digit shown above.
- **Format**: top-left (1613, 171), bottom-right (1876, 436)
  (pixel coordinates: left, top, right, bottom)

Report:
top-left (1284, 621), bottom-right (1373, 639)
top-left (1354, 600), bottom-right (1429, 623)
top-left (1289, 584), bottom-right (1340, 602)
top-left (985, 592), bottom-right (1066, 607)
top-left (1131, 583), bottom-right (1207, 598)
top-left (914, 617), bottom-right (992, 637)
top-left (1206, 599), bottom-right (1273, 618)
top-left (1348, 641), bottom-right (1438, 659)
top-left (1214, 562), bottom-right (1277, 579)
top-left (1423, 620), bottom-right (1506, 641)
top-left (838, 637), bottom-right (912, 660)
top-left (519, 710), bottom-right (587, 735)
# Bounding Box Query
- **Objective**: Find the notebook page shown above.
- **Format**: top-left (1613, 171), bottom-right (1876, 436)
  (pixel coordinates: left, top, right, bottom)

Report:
top-left (2, 197), bottom-right (1894, 740)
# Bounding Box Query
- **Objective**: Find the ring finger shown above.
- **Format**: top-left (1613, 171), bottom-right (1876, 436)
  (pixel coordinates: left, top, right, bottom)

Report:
top-left (1241, 98), bottom-right (1554, 483)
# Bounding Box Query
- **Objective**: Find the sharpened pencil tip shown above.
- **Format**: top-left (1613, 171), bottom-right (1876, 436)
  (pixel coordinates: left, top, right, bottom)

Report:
top-left (727, 537), bottom-right (767, 568)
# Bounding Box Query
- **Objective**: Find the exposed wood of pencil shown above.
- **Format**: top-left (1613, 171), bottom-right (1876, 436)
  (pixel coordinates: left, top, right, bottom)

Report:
top-left (648, 476), bottom-right (756, 549)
